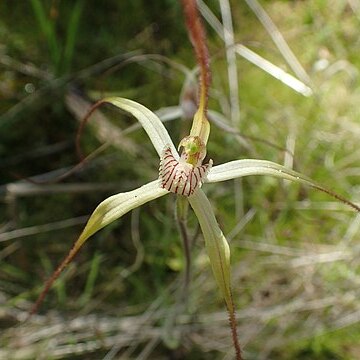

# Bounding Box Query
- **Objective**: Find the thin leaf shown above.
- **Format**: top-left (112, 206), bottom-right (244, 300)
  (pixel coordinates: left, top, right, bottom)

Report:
top-left (197, 0), bottom-right (312, 97)
top-left (79, 251), bottom-right (102, 306)
top-left (188, 189), bottom-right (232, 309)
top-left (62, 0), bottom-right (84, 74)
top-left (104, 97), bottom-right (178, 158)
top-left (235, 45), bottom-right (312, 97)
top-left (244, 0), bottom-right (311, 84)
top-left (29, 180), bottom-right (168, 317)
top-left (30, 0), bottom-right (60, 72)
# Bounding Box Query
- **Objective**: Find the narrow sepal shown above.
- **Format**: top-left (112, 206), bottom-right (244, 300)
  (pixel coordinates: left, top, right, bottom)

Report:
top-left (187, 189), bottom-right (232, 308)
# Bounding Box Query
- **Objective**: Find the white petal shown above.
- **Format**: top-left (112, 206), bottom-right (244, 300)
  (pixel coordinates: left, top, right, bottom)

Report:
top-left (207, 159), bottom-right (360, 213)
top-left (79, 180), bottom-right (168, 244)
top-left (27, 181), bottom-right (168, 315)
top-left (207, 159), bottom-right (315, 187)
top-left (188, 189), bottom-right (232, 308)
top-left (105, 97), bottom-right (178, 159)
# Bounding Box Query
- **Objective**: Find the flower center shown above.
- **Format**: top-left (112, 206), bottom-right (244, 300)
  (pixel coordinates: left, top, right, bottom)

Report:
top-left (159, 145), bottom-right (212, 197)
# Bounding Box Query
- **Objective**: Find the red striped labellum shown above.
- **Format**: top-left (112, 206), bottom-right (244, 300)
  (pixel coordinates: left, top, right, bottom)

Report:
top-left (159, 146), bottom-right (212, 196)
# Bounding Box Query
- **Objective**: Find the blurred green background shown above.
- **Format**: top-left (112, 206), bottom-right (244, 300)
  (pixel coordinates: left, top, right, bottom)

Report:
top-left (1, 0), bottom-right (360, 359)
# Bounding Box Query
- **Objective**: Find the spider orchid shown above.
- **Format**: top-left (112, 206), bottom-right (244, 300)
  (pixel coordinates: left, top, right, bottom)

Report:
top-left (28, 1), bottom-right (360, 358)
top-left (29, 96), bottom-right (360, 359)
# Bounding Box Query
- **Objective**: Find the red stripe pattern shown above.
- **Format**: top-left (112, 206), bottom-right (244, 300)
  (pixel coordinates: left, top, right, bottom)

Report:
top-left (159, 147), bottom-right (212, 196)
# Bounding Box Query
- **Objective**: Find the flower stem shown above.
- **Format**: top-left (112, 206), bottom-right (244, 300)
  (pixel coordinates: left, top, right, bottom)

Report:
top-left (26, 240), bottom-right (82, 320)
top-left (181, 0), bottom-right (211, 145)
top-left (181, 0), bottom-right (211, 112)
top-left (176, 196), bottom-right (191, 295)
top-left (227, 293), bottom-right (243, 360)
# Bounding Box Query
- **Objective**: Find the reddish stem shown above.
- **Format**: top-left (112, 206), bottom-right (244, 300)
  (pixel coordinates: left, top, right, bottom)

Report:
top-left (312, 185), bottom-right (360, 213)
top-left (227, 294), bottom-right (243, 360)
top-left (26, 241), bottom-right (82, 320)
top-left (181, 0), bottom-right (211, 112)
top-left (76, 100), bottom-right (107, 161)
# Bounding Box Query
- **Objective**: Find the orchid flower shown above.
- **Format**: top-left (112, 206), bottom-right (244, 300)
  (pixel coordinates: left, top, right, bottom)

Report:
top-left (29, 95), bottom-right (360, 359)
top-left (28, 2), bottom-right (360, 359)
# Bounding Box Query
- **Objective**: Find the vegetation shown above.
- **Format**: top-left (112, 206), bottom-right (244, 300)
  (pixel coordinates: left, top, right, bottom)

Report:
top-left (1, 0), bottom-right (360, 359)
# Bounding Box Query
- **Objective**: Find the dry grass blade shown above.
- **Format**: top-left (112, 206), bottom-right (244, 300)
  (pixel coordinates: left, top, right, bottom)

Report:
top-left (197, 0), bottom-right (312, 96)
top-left (0, 51), bottom-right (140, 128)
top-left (219, 0), bottom-right (240, 126)
top-left (235, 44), bottom-right (312, 96)
top-left (219, 0), bottom-right (244, 224)
top-left (0, 216), bottom-right (88, 243)
top-left (65, 91), bottom-right (139, 156)
top-left (244, 0), bottom-right (311, 85)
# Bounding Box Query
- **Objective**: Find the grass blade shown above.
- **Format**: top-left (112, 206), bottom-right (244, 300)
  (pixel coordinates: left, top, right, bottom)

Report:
top-left (62, 0), bottom-right (84, 74)
top-left (28, 180), bottom-right (168, 317)
top-left (30, 0), bottom-right (61, 72)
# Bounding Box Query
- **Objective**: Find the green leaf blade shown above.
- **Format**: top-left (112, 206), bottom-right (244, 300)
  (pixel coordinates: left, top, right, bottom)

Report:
top-left (30, 0), bottom-right (61, 72)
top-left (62, 0), bottom-right (84, 74)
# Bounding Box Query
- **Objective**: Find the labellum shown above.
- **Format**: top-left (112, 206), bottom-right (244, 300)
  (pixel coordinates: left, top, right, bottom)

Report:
top-left (159, 146), bottom-right (212, 196)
